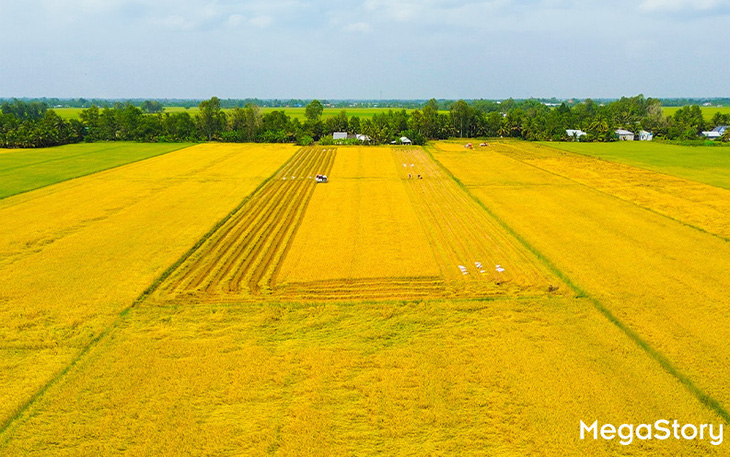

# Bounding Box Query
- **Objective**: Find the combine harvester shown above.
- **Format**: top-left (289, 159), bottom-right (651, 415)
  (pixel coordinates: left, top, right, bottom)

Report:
top-left (315, 173), bottom-right (328, 183)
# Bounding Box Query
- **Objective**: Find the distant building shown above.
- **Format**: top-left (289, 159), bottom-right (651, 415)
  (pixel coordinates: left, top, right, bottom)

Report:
top-left (638, 130), bottom-right (653, 141)
top-left (616, 129), bottom-right (635, 141)
top-left (701, 126), bottom-right (728, 140)
top-left (400, 136), bottom-right (412, 144)
top-left (566, 129), bottom-right (587, 140)
top-left (356, 134), bottom-right (370, 142)
top-left (333, 132), bottom-right (348, 140)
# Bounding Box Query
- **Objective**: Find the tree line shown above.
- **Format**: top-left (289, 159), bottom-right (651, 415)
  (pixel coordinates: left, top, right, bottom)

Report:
top-left (1, 95), bottom-right (729, 148)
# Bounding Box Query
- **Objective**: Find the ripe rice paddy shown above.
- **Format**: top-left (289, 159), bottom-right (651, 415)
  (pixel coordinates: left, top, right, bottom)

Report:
top-left (1, 140), bottom-right (728, 456)
top-left (154, 145), bottom-right (561, 304)
top-left (433, 140), bottom-right (730, 418)
top-left (0, 143), bottom-right (297, 433)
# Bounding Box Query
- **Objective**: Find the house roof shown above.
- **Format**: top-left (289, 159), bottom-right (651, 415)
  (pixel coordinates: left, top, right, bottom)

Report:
top-left (711, 125), bottom-right (728, 133)
top-left (616, 129), bottom-right (634, 135)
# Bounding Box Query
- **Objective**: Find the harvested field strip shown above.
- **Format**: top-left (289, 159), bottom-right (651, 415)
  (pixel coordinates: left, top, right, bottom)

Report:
top-left (162, 147), bottom-right (318, 292)
top-left (227, 174), bottom-right (313, 293)
top-left (159, 147), bottom-right (336, 299)
top-left (271, 277), bottom-right (544, 302)
top-left (247, 150), bottom-right (338, 293)
top-left (394, 147), bottom-right (562, 295)
top-left (273, 276), bottom-right (447, 301)
top-left (275, 146), bottom-right (441, 287)
top-left (495, 141), bottom-right (730, 240)
top-left (223, 149), bottom-right (335, 294)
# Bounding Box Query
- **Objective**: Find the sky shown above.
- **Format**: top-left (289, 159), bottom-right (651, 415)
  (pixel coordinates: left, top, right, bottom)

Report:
top-left (1, 0), bottom-right (729, 99)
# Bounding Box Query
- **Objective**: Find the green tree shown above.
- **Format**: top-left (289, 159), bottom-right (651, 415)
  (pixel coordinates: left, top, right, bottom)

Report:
top-left (669, 105), bottom-right (704, 139)
top-left (118, 104), bottom-right (143, 140)
top-left (163, 112), bottom-right (197, 141)
top-left (422, 99), bottom-right (439, 138)
top-left (305, 99), bottom-right (324, 122)
top-left (197, 97), bottom-right (225, 141)
top-left (140, 100), bottom-right (164, 113)
top-left (450, 100), bottom-right (472, 138)
top-left (243, 104), bottom-right (262, 141)
top-left (80, 105), bottom-right (101, 141)
top-left (348, 116), bottom-right (361, 133)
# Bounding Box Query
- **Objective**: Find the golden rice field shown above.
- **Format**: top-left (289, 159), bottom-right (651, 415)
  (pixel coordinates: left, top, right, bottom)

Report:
top-left (0, 143), bottom-right (297, 434)
top-left (496, 141), bottom-right (730, 240)
top-left (153, 146), bottom-right (561, 304)
top-left (275, 147), bottom-right (440, 285)
top-left (1, 299), bottom-right (723, 456)
top-left (1, 141), bottom-right (729, 456)
top-left (432, 141), bottom-right (730, 415)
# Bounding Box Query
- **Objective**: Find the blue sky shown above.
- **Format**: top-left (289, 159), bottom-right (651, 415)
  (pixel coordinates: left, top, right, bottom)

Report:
top-left (1, 0), bottom-right (729, 99)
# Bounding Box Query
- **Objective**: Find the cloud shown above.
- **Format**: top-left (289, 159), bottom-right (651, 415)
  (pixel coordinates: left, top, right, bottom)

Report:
top-left (639, 0), bottom-right (730, 13)
top-left (3, 0), bottom-right (730, 98)
top-left (363, 0), bottom-right (419, 21)
top-left (226, 14), bottom-right (246, 27)
top-left (361, 0), bottom-right (502, 22)
top-left (154, 15), bottom-right (197, 31)
top-left (357, 0), bottom-right (588, 29)
top-left (250, 15), bottom-right (273, 28)
top-left (342, 22), bottom-right (372, 33)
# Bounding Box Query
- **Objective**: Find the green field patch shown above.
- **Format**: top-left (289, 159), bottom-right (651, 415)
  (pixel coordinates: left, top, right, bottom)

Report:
top-left (54, 106), bottom-right (423, 121)
top-left (0, 142), bottom-right (191, 199)
top-left (542, 141), bottom-right (730, 189)
top-left (662, 106), bottom-right (730, 121)
top-left (52, 108), bottom-right (85, 120)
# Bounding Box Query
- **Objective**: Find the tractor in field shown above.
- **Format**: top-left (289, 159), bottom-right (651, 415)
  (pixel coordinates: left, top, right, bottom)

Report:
top-left (315, 174), bottom-right (328, 183)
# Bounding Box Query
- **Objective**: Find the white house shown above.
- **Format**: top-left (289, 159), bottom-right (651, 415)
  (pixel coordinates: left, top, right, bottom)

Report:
top-left (565, 129), bottom-right (586, 140)
top-left (356, 134), bottom-right (370, 142)
top-left (616, 129), bottom-right (635, 141)
top-left (333, 132), bottom-right (348, 140)
top-left (639, 130), bottom-right (653, 141)
top-left (701, 126), bottom-right (728, 140)
top-left (400, 136), bottom-right (412, 144)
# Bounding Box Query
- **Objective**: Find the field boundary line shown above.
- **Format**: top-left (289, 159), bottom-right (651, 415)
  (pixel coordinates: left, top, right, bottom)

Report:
top-left (0, 147), bottom-right (302, 445)
top-left (0, 143), bottom-right (193, 202)
top-left (498, 142), bottom-right (729, 244)
top-left (425, 143), bottom-right (730, 424)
